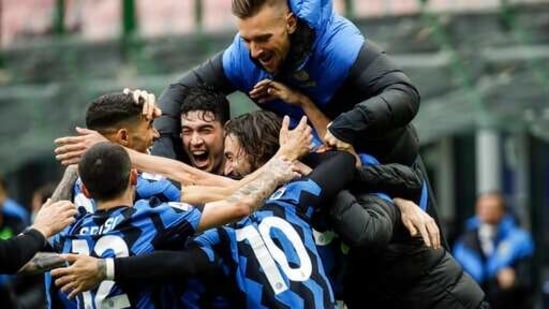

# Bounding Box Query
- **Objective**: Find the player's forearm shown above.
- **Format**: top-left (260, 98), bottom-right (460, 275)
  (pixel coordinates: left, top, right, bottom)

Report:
top-left (18, 252), bottom-right (66, 275)
top-left (50, 165), bottom-right (79, 202)
top-left (127, 148), bottom-right (231, 186)
top-left (114, 248), bottom-right (213, 282)
top-left (181, 185), bottom-right (234, 204)
top-left (227, 158), bottom-right (290, 209)
top-left (300, 95), bottom-right (330, 139)
top-left (0, 229), bottom-right (47, 274)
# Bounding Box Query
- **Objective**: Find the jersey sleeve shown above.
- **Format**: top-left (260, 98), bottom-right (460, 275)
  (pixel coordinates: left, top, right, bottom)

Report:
top-left (353, 163), bottom-right (422, 201)
top-left (297, 151), bottom-right (356, 212)
top-left (133, 201), bottom-right (203, 249)
top-left (328, 191), bottom-right (400, 248)
top-left (135, 173), bottom-right (181, 203)
top-left (114, 247), bottom-right (214, 283)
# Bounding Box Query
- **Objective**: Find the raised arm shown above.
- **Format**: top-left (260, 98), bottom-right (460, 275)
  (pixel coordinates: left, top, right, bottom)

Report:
top-left (328, 42), bottom-right (420, 145)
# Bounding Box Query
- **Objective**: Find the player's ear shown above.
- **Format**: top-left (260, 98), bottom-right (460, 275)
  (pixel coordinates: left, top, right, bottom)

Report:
top-left (81, 183), bottom-right (91, 198)
top-left (115, 128), bottom-right (130, 147)
top-left (286, 12), bottom-right (297, 34)
top-left (130, 169), bottom-right (138, 186)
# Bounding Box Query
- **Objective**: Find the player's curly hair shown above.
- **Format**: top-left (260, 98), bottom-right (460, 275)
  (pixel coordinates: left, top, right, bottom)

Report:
top-left (224, 110), bottom-right (281, 171)
top-left (177, 84), bottom-right (231, 125)
top-left (85, 92), bottom-right (142, 131)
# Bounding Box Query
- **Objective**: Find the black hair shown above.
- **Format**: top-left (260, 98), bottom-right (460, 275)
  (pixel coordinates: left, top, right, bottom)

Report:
top-left (86, 92), bottom-right (142, 131)
top-left (78, 142), bottom-right (132, 202)
top-left (177, 85), bottom-right (231, 125)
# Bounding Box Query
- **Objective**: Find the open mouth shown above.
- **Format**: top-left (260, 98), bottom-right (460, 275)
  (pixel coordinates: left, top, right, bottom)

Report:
top-left (191, 151), bottom-right (210, 169)
top-left (259, 53), bottom-right (274, 67)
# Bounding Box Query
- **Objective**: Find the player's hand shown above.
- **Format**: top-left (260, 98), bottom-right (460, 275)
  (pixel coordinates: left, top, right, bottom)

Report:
top-left (32, 199), bottom-right (76, 238)
top-left (497, 267), bottom-right (516, 289)
top-left (123, 88), bottom-right (162, 120)
top-left (393, 197), bottom-right (441, 250)
top-left (277, 115), bottom-right (313, 161)
top-left (250, 79), bottom-right (302, 105)
top-left (51, 254), bottom-right (105, 299)
top-left (268, 158), bottom-right (300, 186)
top-left (323, 123), bottom-right (353, 151)
top-left (54, 127), bottom-right (107, 166)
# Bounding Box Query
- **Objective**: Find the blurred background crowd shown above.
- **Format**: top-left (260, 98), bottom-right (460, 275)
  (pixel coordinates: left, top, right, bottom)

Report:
top-left (0, 0), bottom-right (548, 308)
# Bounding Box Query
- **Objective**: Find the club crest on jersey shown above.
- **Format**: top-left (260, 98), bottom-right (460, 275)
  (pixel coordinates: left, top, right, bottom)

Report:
top-left (141, 172), bottom-right (165, 181)
top-left (269, 187), bottom-right (287, 200)
top-left (293, 70), bottom-right (310, 81)
top-left (167, 201), bottom-right (194, 211)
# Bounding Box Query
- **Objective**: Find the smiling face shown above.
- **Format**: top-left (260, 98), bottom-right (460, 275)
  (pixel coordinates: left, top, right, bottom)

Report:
top-left (236, 3), bottom-right (297, 74)
top-left (223, 133), bottom-right (253, 178)
top-left (181, 110), bottom-right (226, 175)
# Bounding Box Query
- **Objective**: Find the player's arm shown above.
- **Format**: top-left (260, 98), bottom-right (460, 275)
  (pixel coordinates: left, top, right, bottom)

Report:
top-left (50, 165), bottom-right (79, 202)
top-left (329, 191), bottom-right (400, 248)
top-left (296, 151), bottom-right (357, 212)
top-left (153, 52), bottom-right (236, 160)
top-left (328, 41), bottom-right (420, 143)
top-left (353, 163), bottom-right (422, 202)
top-left (1, 200), bottom-right (77, 274)
top-left (250, 79), bottom-right (331, 139)
top-left (353, 164), bottom-right (441, 249)
top-left (126, 147), bottom-right (235, 187)
top-left (50, 247), bottom-right (216, 299)
top-left (181, 115), bottom-right (312, 204)
top-left (197, 158), bottom-right (297, 232)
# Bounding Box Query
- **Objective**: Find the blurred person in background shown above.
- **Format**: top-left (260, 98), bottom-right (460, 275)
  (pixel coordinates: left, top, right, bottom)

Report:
top-left (30, 183), bottom-right (56, 224)
top-left (0, 198), bottom-right (75, 309)
top-left (0, 176), bottom-right (29, 225)
top-left (453, 191), bottom-right (535, 309)
top-left (12, 182), bottom-right (57, 309)
top-left (0, 176), bottom-right (29, 308)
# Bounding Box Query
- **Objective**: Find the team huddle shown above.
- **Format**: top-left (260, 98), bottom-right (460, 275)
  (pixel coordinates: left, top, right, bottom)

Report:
top-left (20, 0), bottom-right (492, 308)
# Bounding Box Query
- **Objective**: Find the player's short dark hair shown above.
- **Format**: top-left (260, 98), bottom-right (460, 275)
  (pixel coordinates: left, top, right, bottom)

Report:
top-left (231, 0), bottom-right (285, 18)
top-left (225, 110), bottom-right (281, 171)
top-left (78, 142), bottom-right (132, 202)
top-left (86, 92), bottom-right (142, 131)
top-left (177, 85), bottom-right (231, 125)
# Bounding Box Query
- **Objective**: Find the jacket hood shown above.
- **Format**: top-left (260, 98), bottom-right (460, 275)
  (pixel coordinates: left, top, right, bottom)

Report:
top-left (288, 0), bottom-right (333, 36)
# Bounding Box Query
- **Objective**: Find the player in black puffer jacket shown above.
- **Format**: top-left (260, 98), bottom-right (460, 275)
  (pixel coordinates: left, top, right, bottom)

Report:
top-left (329, 185), bottom-right (488, 309)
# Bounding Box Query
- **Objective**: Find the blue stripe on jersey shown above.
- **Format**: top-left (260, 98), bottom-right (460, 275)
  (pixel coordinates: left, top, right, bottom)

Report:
top-left (72, 173), bottom-right (180, 213)
top-left (194, 178), bottom-right (336, 309)
top-left (50, 199), bottom-right (201, 309)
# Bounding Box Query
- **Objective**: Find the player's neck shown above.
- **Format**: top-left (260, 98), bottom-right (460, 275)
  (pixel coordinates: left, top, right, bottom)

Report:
top-left (96, 187), bottom-right (135, 210)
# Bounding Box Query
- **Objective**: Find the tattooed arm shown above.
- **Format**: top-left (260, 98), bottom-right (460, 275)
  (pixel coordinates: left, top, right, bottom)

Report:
top-left (50, 164), bottom-right (79, 202)
top-left (196, 158), bottom-right (296, 232)
top-left (16, 166), bottom-right (79, 275)
top-left (17, 252), bottom-right (67, 275)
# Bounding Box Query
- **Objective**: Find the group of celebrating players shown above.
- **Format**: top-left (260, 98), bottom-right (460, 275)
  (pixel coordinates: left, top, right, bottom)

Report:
top-left (10, 0), bottom-right (493, 308)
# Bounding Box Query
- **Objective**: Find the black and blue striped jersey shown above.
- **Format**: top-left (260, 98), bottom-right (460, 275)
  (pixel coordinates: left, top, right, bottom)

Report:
top-left (194, 151), bottom-right (355, 309)
top-left (50, 199), bottom-right (201, 308)
top-left (72, 172), bottom-right (181, 213)
top-left (46, 172), bottom-right (181, 309)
